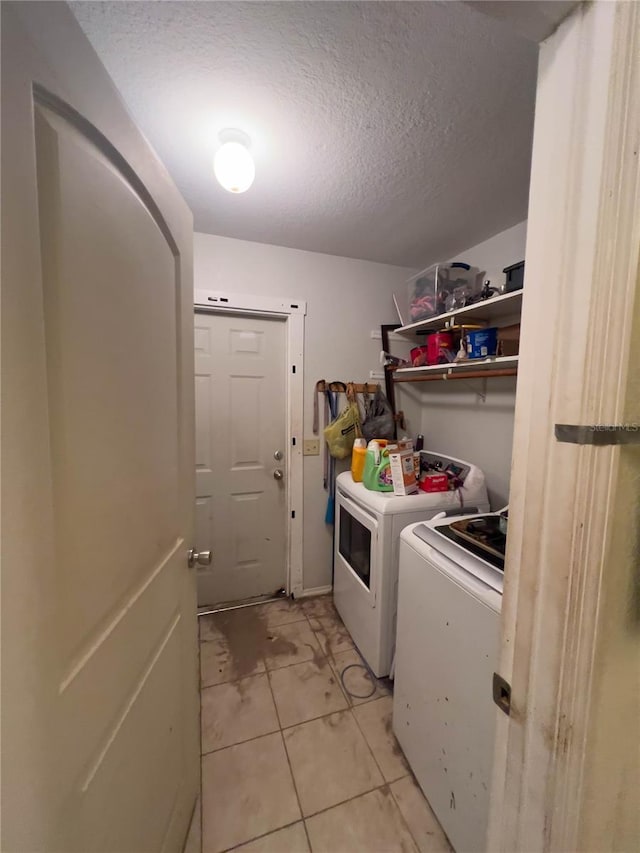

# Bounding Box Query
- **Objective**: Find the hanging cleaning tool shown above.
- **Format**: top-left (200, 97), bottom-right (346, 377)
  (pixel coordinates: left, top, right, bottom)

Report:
top-left (314, 380), bottom-right (374, 518)
top-left (324, 386), bottom-right (340, 523)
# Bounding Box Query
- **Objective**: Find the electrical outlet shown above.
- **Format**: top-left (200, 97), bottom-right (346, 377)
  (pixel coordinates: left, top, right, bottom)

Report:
top-left (303, 439), bottom-right (320, 456)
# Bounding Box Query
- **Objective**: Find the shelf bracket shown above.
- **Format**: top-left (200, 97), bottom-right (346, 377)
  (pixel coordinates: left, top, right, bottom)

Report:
top-left (443, 371), bottom-right (487, 401)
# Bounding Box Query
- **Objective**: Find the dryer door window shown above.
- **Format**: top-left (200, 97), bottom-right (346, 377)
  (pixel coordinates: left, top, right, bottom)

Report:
top-left (339, 504), bottom-right (372, 589)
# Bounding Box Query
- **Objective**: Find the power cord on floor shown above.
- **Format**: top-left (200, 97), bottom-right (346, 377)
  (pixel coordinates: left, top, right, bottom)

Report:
top-left (339, 662), bottom-right (378, 700)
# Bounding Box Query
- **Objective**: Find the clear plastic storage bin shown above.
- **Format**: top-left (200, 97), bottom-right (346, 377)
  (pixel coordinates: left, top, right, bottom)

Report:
top-left (407, 262), bottom-right (481, 323)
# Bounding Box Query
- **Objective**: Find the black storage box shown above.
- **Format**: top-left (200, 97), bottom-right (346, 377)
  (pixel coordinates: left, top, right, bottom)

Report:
top-left (503, 260), bottom-right (524, 292)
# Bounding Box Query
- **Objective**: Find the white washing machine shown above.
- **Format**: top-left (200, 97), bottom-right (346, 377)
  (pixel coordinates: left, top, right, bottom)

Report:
top-left (393, 515), bottom-right (505, 853)
top-left (333, 452), bottom-right (489, 678)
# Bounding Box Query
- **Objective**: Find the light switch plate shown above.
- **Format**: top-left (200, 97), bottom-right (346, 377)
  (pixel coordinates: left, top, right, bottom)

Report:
top-left (303, 439), bottom-right (320, 456)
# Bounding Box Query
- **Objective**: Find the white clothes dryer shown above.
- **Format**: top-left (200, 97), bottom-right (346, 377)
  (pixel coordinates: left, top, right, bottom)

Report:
top-left (333, 451), bottom-right (489, 677)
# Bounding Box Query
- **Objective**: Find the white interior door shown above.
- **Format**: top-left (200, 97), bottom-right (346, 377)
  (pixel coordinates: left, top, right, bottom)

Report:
top-left (1, 5), bottom-right (198, 852)
top-left (195, 311), bottom-right (287, 606)
top-left (488, 3), bottom-right (640, 851)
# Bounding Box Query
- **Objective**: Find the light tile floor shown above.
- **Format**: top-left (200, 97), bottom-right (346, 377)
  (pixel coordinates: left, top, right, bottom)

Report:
top-left (194, 595), bottom-right (452, 853)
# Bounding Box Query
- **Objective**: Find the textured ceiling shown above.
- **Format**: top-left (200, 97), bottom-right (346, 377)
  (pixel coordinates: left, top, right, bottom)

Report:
top-left (71, 1), bottom-right (539, 268)
top-left (467, 1), bottom-right (578, 42)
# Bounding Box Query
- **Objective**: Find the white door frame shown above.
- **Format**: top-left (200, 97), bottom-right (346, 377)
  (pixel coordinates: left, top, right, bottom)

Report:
top-left (488, 2), bottom-right (640, 851)
top-left (194, 289), bottom-right (306, 598)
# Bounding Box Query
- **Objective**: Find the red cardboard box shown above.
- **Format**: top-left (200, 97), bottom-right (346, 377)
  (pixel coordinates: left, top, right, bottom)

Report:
top-left (419, 472), bottom-right (449, 493)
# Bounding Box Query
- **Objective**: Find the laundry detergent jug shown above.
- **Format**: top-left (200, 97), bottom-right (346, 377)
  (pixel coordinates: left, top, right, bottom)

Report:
top-left (350, 438), bottom-right (368, 482)
top-left (362, 440), bottom-right (394, 492)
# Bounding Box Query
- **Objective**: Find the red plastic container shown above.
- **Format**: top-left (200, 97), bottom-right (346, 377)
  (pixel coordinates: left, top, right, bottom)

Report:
top-left (419, 472), bottom-right (449, 493)
top-left (426, 331), bottom-right (454, 365)
top-left (410, 345), bottom-right (429, 367)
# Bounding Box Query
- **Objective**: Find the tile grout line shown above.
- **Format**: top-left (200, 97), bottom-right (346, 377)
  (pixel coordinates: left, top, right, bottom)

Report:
top-left (349, 697), bottom-right (394, 785)
top-left (279, 606), bottom-right (338, 852)
top-left (280, 729), bottom-right (311, 850)
top-left (301, 819), bottom-right (313, 853)
top-left (327, 652), bottom-right (355, 709)
top-left (219, 818), bottom-right (304, 853)
top-left (264, 665), bottom-right (311, 849)
top-left (200, 669), bottom-right (267, 697)
top-left (386, 777), bottom-right (440, 853)
top-left (201, 724), bottom-right (282, 760)
top-left (276, 700), bottom-right (351, 734)
top-left (303, 777), bottom-right (412, 822)
top-left (269, 611), bottom-right (318, 852)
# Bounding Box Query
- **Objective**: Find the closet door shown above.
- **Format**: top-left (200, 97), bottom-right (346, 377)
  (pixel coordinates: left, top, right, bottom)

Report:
top-left (1, 4), bottom-right (198, 851)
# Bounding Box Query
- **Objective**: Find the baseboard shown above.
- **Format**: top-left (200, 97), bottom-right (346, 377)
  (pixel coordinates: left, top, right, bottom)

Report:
top-left (295, 585), bottom-right (333, 599)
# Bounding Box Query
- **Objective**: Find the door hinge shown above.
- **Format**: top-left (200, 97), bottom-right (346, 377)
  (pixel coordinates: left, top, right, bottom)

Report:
top-left (492, 672), bottom-right (511, 716)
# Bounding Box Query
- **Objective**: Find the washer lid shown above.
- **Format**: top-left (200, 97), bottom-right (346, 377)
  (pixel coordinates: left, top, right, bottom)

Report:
top-left (336, 455), bottom-right (488, 516)
top-left (411, 517), bottom-right (505, 594)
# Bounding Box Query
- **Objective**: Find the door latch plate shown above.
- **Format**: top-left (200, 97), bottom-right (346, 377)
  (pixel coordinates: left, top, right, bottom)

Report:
top-left (492, 672), bottom-right (511, 716)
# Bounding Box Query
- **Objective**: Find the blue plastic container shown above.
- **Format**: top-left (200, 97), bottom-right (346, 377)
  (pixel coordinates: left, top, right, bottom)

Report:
top-left (467, 328), bottom-right (498, 359)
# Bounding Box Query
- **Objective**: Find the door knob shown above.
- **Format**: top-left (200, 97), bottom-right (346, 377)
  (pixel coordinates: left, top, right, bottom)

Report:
top-left (273, 469), bottom-right (284, 481)
top-left (187, 548), bottom-right (212, 569)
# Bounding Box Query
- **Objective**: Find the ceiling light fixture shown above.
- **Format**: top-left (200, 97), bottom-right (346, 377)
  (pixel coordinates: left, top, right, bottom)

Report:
top-left (214, 129), bottom-right (255, 194)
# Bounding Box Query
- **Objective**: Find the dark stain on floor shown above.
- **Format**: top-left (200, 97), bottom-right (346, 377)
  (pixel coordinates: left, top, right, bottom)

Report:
top-left (322, 712), bottom-right (343, 729)
top-left (309, 641), bottom-right (328, 670)
top-left (384, 713), bottom-right (409, 762)
top-left (203, 606), bottom-right (298, 679)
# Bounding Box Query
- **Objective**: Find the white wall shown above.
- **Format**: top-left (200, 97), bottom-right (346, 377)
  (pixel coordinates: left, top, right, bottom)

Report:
top-left (417, 221), bottom-right (527, 508)
top-left (193, 233), bottom-right (417, 591)
top-left (452, 220), bottom-right (527, 293)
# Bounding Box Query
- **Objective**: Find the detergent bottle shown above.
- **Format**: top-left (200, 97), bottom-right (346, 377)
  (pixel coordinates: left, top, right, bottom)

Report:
top-left (350, 438), bottom-right (367, 482)
top-left (362, 440), bottom-right (394, 492)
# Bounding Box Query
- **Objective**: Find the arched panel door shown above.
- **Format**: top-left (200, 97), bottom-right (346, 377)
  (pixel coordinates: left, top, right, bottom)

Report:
top-left (1, 4), bottom-right (198, 851)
